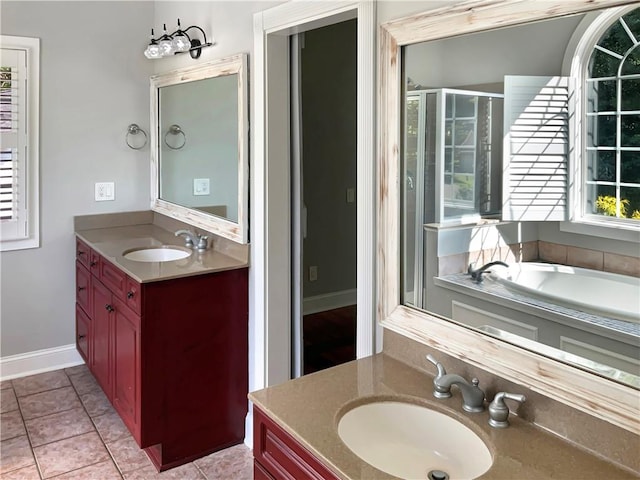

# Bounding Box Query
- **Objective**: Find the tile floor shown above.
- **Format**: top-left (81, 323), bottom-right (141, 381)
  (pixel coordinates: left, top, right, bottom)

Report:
top-left (0, 365), bottom-right (253, 479)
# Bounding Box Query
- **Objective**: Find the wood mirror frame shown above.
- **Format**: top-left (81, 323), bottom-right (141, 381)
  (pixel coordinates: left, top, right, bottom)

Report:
top-left (150, 53), bottom-right (249, 244)
top-left (378, 0), bottom-right (639, 435)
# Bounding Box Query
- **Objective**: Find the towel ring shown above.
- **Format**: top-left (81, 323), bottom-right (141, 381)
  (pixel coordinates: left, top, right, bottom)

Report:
top-left (164, 124), bottom-right (186, 150)
top-left (126, 124), bottom-right (148, 150)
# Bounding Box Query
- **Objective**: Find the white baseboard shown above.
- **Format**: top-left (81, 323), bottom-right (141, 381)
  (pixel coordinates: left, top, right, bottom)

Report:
top-left (244, 406), bottom-right (254, 450)
top-left (303, 288), bottom-right (357, 315)
top-left (0, 344), bottom-right (84, 381)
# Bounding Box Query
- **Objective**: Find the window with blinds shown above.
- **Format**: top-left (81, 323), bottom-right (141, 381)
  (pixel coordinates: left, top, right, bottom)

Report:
top-left (0, 36), bottom-right (39, 251)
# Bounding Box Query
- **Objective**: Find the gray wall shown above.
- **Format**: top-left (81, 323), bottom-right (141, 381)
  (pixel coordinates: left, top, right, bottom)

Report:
top-left (0, 0), bottom-right (282, 360)
top-left (302, 19), bottom-right (358, 298)
top-left (0, 2), bottom-right (153, 357)
top-left (405, 14), bottom-right (583, 89)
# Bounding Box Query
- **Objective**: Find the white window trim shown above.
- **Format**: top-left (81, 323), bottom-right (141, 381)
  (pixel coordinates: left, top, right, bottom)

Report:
top-left (0, 35), bottom-right (39, 252)
top-left (563, 6), bottom-right (640, 242)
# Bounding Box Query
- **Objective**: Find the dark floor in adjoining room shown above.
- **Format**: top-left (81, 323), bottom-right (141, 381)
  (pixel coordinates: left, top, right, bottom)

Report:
top-left (303, 305), bottom-right (357, 375)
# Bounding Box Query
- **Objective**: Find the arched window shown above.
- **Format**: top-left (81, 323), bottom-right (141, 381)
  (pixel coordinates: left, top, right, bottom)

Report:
top-left (585, 7), bottom-right (640, 222)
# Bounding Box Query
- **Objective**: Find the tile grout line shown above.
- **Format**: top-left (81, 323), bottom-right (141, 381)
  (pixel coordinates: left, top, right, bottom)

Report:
top-left (12, 383), bottom-right (44, 479)
top-left (63, 366), bottom-right (126, 480)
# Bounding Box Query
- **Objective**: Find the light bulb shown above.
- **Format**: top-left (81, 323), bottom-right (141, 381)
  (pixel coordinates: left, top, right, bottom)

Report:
top-left (144, 29), bottom-right (162, 59)
top-left (144, 42), bottom-right (162, 59)
top-left (172, 33), bottom-right (191, 52)
top-left (159, 38), bottom-right (174, 56)
top-left (159, 24), bottom-right (173, 56)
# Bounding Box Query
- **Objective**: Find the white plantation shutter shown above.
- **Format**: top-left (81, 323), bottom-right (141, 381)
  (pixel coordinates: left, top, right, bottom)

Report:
top-left (0, 49), bottom-right (27, 236)
top-left (503, 75), bottom-right (570, 221)
top-left (0, 36), bottom-right (39, 250)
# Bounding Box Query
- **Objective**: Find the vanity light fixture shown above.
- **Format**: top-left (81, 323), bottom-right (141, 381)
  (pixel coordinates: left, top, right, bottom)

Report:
top-left (144, 19), bottom-right (214, 60)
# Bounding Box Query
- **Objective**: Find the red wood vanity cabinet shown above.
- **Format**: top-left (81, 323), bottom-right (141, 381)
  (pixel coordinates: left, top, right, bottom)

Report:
top-left (253, 406), bottom-right (340, 480)
top-left (75, 237), bottom-right (248, 471)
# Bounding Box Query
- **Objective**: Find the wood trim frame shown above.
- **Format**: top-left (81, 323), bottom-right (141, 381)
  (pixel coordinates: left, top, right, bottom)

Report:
top-left (378, 0), bottom-right (640, 435)
top-left (150, 53), bottom-right (249, 244)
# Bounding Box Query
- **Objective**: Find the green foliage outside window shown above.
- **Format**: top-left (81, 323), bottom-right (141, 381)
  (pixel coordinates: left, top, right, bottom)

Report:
top-left (596, 195), bottom-right (640, 219)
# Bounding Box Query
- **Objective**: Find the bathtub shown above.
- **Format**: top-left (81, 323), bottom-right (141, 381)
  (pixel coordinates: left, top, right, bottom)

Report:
top-left (487, 262), bottom-right (640, 323)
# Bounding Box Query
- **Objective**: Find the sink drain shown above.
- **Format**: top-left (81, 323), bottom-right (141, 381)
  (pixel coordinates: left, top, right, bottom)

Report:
top-left (427, 470), bottom-right (450, 480)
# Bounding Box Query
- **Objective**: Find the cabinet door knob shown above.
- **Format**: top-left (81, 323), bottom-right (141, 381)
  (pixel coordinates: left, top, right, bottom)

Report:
top-left (90, 261), bottom-right (97, 267)
top-left (77, 250), bottom-right (86, 256)
top-left (78, 286), bottom-right (86, 291)
top-left (105, 304), bottom-right (114, 312)
top-left (127, 291), bottom-right (134, 299)
top-left (78, 334), bottom-right (86, 340)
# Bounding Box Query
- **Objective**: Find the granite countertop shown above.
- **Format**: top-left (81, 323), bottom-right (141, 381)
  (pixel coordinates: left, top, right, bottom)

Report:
top-left (249, 354), bottom-right (637, 480)
top-left (76, 224), bottom-right (248, 283)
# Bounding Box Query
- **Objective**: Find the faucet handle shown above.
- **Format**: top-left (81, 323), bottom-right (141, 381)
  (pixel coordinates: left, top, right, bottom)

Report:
top-left (426, 355), bottom-right (451, 398)
top-left (196, 235), bottom-right (209, 251)
top-left (426, 354), bottom-right (447, 379)
top-left (488, 392), bottom-right (526, 428)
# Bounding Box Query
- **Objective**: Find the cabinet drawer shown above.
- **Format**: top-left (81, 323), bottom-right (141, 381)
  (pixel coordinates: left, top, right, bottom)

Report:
top-left (76, 262), bottom-right (92, 314)
top-left (89, 250), bottom-right (100, 276)
top-left (76, 304), bottom-right (91, 363)
top-left (100, 258), bottom-right (127, 299)
top-left (124, 277), bottom-right (142, 315)
top-left (76, 238), bottom-right (91, 269)
top-left (253, 406), bottom-right (339, 480)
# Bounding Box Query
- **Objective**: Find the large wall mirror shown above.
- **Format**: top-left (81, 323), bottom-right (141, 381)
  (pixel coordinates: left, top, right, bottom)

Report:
top-left (379, 0), bottom-right (639, 436)
top-left (150, 53), bottom-right (248, 244)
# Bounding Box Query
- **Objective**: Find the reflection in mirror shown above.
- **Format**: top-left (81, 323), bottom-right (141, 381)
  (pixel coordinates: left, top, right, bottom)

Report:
top-left (400, 6), bottom-right (640, 388)
top-left (159, 75), bottom-right (238, 222)
top-left (151, 53), bottom-right (248, 244)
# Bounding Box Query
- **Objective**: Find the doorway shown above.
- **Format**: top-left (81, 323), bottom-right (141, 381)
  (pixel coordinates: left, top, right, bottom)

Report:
top-left (291, 19), bottom-right (358, 376)
top-left (252, 1), bottom-right (377, 393)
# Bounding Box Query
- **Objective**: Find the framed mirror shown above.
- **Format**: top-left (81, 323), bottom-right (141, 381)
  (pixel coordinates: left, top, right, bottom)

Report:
top-left (150, 53), bottom-right (248, 244)
top-left (379, 0), bottom-right (639, 435)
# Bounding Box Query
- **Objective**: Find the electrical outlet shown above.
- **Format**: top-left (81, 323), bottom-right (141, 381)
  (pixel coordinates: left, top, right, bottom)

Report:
top-left (309, 265), bottom-right (318, 282)
top-left (95, 182), bottom-right (115, 201)
top-left (193, 178), bottom-right (210, 196)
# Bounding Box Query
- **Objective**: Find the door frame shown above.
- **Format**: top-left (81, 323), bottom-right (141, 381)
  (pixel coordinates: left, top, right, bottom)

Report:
top-left (249, 0), bottom-right (378, 413)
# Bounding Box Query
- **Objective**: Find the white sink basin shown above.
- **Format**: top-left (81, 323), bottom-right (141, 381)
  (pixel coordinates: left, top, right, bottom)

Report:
top-left (338, 401), bottom-right (492, 480)
top-left (123, 246), bottom-right (191, 262)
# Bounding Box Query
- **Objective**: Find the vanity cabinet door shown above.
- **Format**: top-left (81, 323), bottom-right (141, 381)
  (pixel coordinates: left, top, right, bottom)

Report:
top-left (253, 406), bottom-right (339, 480)
top-left (254, 460), bottom-right (276, 480)
top-left (91, 278), bottom-right (113, 399)
top-left (112, 297), bottom-right (141, 443)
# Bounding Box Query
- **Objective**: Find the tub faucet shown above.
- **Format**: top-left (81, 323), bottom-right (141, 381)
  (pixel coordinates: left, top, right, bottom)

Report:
top-left (426, 355), bottom-right (485, 412)
top-left (175, 229), bottom-right (209, 252)
top-left (468, 261), bottom-right (509, 282)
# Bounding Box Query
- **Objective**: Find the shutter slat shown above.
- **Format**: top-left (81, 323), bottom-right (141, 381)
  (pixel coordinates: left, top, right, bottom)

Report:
top-left (503, 75), bottom-right (570, 222)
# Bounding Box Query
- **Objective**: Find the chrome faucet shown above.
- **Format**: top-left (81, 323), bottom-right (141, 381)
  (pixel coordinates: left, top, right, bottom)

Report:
top-left (426, 355), bottom-right (485, 412)
top-left (175, 229), bottom-right (209, 252)
top-left (467, 261), bottom-right (508, 282)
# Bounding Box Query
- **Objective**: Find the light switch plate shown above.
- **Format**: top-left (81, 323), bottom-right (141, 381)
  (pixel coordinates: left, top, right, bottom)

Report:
top-left (95, 182), bottom-right (115, 201)
top-left (193, 178), bottom-right (210, 196)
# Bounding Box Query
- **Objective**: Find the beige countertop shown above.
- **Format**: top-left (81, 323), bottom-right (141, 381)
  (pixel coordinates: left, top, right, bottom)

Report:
top-left (76, 224), bottom-right (248, 283)
top-left (249, 354), bottom-right (637, 480)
